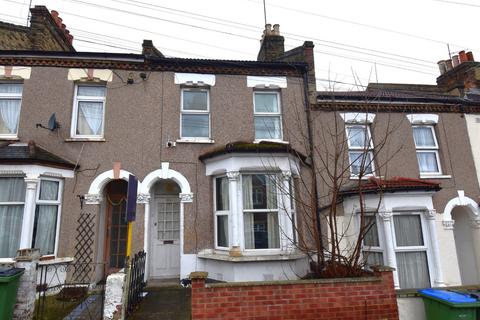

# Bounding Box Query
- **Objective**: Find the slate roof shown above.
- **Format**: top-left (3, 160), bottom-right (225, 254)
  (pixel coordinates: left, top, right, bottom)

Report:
top-left (0, 142), bottom-right (76, 169)
top-left (339, 177), bottom-right (441, 196)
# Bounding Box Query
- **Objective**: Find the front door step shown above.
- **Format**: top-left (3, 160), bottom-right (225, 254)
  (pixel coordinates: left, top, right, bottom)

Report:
top-left (127, 287), bottom-right (191, 320)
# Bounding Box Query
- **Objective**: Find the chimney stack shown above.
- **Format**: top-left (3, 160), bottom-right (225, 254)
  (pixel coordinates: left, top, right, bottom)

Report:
top-left (437, 50), bottom-right (480, 95)
top-left (257, 24), bottom-right (285, 61)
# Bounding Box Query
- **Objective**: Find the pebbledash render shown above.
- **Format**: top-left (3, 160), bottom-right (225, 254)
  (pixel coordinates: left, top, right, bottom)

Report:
top-left (2, 5), bottom-right (480, 291)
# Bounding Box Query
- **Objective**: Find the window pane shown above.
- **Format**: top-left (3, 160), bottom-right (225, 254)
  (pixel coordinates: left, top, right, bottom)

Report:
top-left (0, 99), bottom-right (21, 134)
top-left (396, 251), bottom-right (430, 289)
top-left (39, 180), bottom-right (59, 201)
top-left (413, 127), bottom-right (436, 147)
top-left (242, 174), bottom-right (277, 210)
top-left (216, 177), bottom-right (229, 211)
top-left (0, 205), bottom-right (24, 258)
top-left (217, 215), bottom-right (228, 247)
top-left (347, 126), bottom-right (369, 148)
top-left (183, 90), bottom-right (208, 111)
top-left (254, 93), bottom-right (279, 113)
top-left (394, 215), bottom-right (424, 246)
top-left (363, 216), bottom-right (379, 247)
top-left (244, 212), bottom-right (279, 249)
top-left (77, 101), bottom-right (104, 135)
top-left (33, 205), bottom-right (58, 255)
top-left (0, 84), bottom-right (22, 94)
top-left (181, 114), bottom-right (209, 137)
top-left (417, 152), bottom-right (439, 173)
top-left (349, 151), bottom-right (373, 176)
top-left (77, 86), bottom-right (105, 97)
top-left (363, 251), bottom-right (383, 266)
top-left (254, 116), bottom-right (281, 139)
top-left (0, 178), bottom-right (25, 202)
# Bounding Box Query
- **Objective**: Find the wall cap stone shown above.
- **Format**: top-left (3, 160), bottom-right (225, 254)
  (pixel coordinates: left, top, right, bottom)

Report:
top-left (370, 265), bottom-right (396, 272)
top-left (189, 271), bottom-right (208, 280)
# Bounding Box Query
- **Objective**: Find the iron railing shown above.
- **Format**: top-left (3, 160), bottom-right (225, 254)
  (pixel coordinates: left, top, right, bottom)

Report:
top-left (126, 250), bottom-right (147, 316)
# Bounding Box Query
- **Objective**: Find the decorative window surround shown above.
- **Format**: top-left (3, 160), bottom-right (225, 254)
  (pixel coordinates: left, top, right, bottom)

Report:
top-left (407, 114), bottom-right (439, 125)
top-left (341, 112), bottom-right (376, 124)
top-left (67, 69), bottom-right (113, 82)
top-left (174, 73), bottom-right (216, 86)
top-left (343, 192), bottom-right (445, 289)
top-left (247, 76), bottom-right (287, 88)
top-left (0, 66), bottom-right (31, 79)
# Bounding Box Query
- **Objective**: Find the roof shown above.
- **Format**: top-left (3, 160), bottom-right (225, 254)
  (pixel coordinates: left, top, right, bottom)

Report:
top-left (339, 177), bottom-right (441, 196)
top-left (0, 142), bottom-right (76, 169)
top-left (0, 50), bottom-right (308, 77)
top-left (199, 141), bottom-right (307, 162)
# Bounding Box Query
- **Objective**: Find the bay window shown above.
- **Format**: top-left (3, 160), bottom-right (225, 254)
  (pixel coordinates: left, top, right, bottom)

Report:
top-left (0, 177), bottom-right (26, 258)
top-left (254, 92), bottom-right (282, 140)
top-left (181, 88), bottom-right (210, 139)
top-left (242, 174), bottom-right (279, 249)
top-left (0, 83), bottom-right (22, 137)
top-left (72, 85), bottom-right (106, 138)
top-left (215, 176), bottom-right (229, 248)
top-left (346, 125), bottom-right (374, 176)
top-left (362, 215), bottom-right (384, 266)
top-left (412, 126), bottom-right (441, 175)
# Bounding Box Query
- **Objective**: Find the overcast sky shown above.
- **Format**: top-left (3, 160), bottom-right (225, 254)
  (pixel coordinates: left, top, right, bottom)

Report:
top-left (2, 0), bottom-right (479, 90)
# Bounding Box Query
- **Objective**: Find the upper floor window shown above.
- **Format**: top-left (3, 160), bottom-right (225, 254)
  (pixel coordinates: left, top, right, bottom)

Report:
top-left (0, 83), bottom-right (22, 137)
top-left (254, 92), bottom-right (282, 140)
top-left (242, 174), bottom-right (279, 249)
top-left (0, 177), bottom-right (26, 258)
top-left (346, 125), bottom-right (374, 177)
top-left (181, 88), bottom-right (210, 139)
top-left (72, 85), bottom-right (106, 138)
top-left (412, 126), bottom-right (441, 175)
top-left (32, 179), bottom-right (61, 256)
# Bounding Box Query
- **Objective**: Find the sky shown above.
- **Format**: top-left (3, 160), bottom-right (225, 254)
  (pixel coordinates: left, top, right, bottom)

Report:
top-left (1, 0), bottom-right (479, 90)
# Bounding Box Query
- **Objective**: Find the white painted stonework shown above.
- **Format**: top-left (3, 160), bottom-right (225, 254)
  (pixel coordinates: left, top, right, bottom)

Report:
top-left (174, 73), bottom-right (216, 86)
top-left (407, 114), bottom-right (439, 124)
top-left (68, 68), bottom-right (113, 82)
top-left (246, 76), bottom-right (287, 88)
top-left (340, 112), bottom-right (376, 124)
top-left (0, 66), bottom-right (31, 79)
top-left (103, 271), bottom-right (126, 320)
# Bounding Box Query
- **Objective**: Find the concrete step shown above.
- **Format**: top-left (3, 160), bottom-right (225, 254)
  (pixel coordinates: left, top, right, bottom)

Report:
top-left (128, 287), bottom-right (191, 320)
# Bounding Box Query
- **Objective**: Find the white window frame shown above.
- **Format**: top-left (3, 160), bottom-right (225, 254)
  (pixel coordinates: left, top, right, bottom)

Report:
top-left (391, 211), bottom-right (433, 288)
top-left (346, 124), bottom-right (375, 178)
top-left (214, 175), bottom-right (229, 250)
top-left (253, 91), bottom-right (283, 142)
top-left (0, 82), bottom-right (22, 139)
top-left (360, 214), bottom-right (386, 266)
top-left (71, 84), bottom-right (106, 139)
top-left (33, 178), bottom-right (63, 257)
top-left (0, 176), bottom-right (25, 259)
top-left (241, 173), bottom-right (282, 253)
top-left (412, 125), bottom-right (442, 175)
top-left (180, 87), bottom-right (211, 141)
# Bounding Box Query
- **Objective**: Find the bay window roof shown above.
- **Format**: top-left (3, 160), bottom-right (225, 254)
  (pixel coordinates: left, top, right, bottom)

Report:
top-left (340, 176), bottom-right (441, 196)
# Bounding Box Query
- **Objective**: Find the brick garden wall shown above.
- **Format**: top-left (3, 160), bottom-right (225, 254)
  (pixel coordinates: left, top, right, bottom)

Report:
top-left (190, 268), bottom-right (399, 320)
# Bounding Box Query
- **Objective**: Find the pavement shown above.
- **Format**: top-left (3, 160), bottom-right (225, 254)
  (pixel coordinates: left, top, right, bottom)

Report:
top-left (128, 280), bottom-right (191, 320)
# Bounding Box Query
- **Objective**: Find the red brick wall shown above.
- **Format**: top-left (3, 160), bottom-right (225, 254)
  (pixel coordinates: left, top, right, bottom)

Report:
top-left (191, 270), bottom-right (398, 320)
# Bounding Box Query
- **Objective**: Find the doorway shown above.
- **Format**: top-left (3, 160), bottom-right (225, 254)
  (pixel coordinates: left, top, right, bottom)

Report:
top-left (104, 180), bottom-right (128, 275)
top-left (149, 179), bottom-right (181, 279)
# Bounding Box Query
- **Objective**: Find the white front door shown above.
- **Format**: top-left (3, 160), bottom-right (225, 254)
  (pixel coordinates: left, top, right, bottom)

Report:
top-left (150, 196), bottom-right (181, 278)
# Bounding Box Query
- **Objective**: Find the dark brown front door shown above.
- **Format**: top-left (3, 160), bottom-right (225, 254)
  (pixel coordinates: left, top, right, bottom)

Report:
top-left (104, 181), bottom-right (128, 274)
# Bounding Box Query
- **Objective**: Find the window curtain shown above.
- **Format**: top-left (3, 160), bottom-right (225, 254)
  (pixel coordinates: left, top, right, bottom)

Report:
top-left (394, 215), bottom-right (424, 246)
top-left (217, 215), bottom-right (228, 247)
top-left (413, 127), bottom-right (435, 147)
top-left (39, 180), bottom-right (59, 200)
top-left (33, 205), bottom-right (58, 255)
top-left (242, 175), bottom-right (253, 210)
top-left (265, 175), bottom-right (277, 209)
top-left (77, 101), bottom-right (103, 135)
top-left (348, 126), bottom-right (367, 147)
top-left (221, 177), bottom-right (229, 210)
top-left (254, 116), bottom-right (281, 139)
top-left (0, 99), bottom-right (20, 134)
top-left (396, 251), bottom-right (430, 288)
top-left (363, 216), bottom-right (379, 247)
top-left (0, 205), bottom-right (24, 258)
top-left (267, 213), bottom-right (280, 248)
top-left (244, 212), bottom-right (254, 249)
top-left (417, 152), bottom-right (438, 173)
top-left (0, 84), bottom-right (22, 94)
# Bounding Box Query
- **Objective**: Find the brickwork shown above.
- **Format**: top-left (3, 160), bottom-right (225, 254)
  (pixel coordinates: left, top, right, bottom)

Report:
top-left (190, 269), bottom-right (399, 320)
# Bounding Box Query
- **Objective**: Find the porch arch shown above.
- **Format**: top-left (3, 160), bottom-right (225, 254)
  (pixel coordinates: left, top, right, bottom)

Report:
top-left (85, 169), bottom-right (134, 204)
top-left (443, 190), bottom-right (479, 223)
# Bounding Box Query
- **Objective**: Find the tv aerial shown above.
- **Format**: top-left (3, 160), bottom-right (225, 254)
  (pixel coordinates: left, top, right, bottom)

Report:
top-left (36, 113), bottom-right (61, 131)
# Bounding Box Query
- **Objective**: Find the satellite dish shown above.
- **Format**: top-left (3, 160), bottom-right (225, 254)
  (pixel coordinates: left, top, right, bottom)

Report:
top-left (47, 114), bottom-right (60, 131)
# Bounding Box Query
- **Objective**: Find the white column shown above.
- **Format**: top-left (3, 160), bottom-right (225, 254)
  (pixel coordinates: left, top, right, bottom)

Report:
top-left (226, 171), bottom-right (241, 256)
top-left (19, 176), bottom-right (39, 249)
top-left (138, 193), bottom-right (151, 280)
top-left (425, 209), bottom-right (445, 287)
top-left (470, 217), bottom-right (480, 282)
top-left (280, 171), bottom-right (293, 251)
top-left (379, 210), bottom-right (399, 288)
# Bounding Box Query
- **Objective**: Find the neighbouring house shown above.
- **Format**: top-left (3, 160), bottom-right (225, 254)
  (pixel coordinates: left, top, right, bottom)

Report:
top-left (0, 6), bottom-right (318, 283)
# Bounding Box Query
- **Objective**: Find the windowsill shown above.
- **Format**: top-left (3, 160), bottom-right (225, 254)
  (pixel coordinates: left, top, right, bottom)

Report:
top-left (350, 175), bottom-right (376, 180)
top-left (0, 258), bottom-right (15, 265)
top-left (419, 174), bottom-right (452, 179)
top-left (65, 137), bottom-right (106, 142)
top-left (0, 136), bottom-right (19, 141)
top-left (198, 250), bottom-right (305, 262)
top-left (38, 256), bottom-right (74, 265)
top-left (176, 138), bottom-right (215, 144)
top-left (253, 139), bottom-right (289, 144)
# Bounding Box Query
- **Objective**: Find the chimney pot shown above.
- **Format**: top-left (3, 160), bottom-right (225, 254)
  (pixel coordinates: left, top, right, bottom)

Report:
top-left (265, 24), bottom-right (272, 35)
top-left (467, 51), bottom-right (475, 62)
top-left (452, 55), bottom-right (460, 67)
top-left (273, 24), bottom-right (280, 35)
top-left (61, 23), bottom-right (66, 30)
top-left (459, 50), bottom-right (468, 63)
top-left (50, 10), bottom-right (59, 19)
top-left (437, 60), bottom-right (447, 75)
top-left (445, 59), bottom-right (453, 71)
